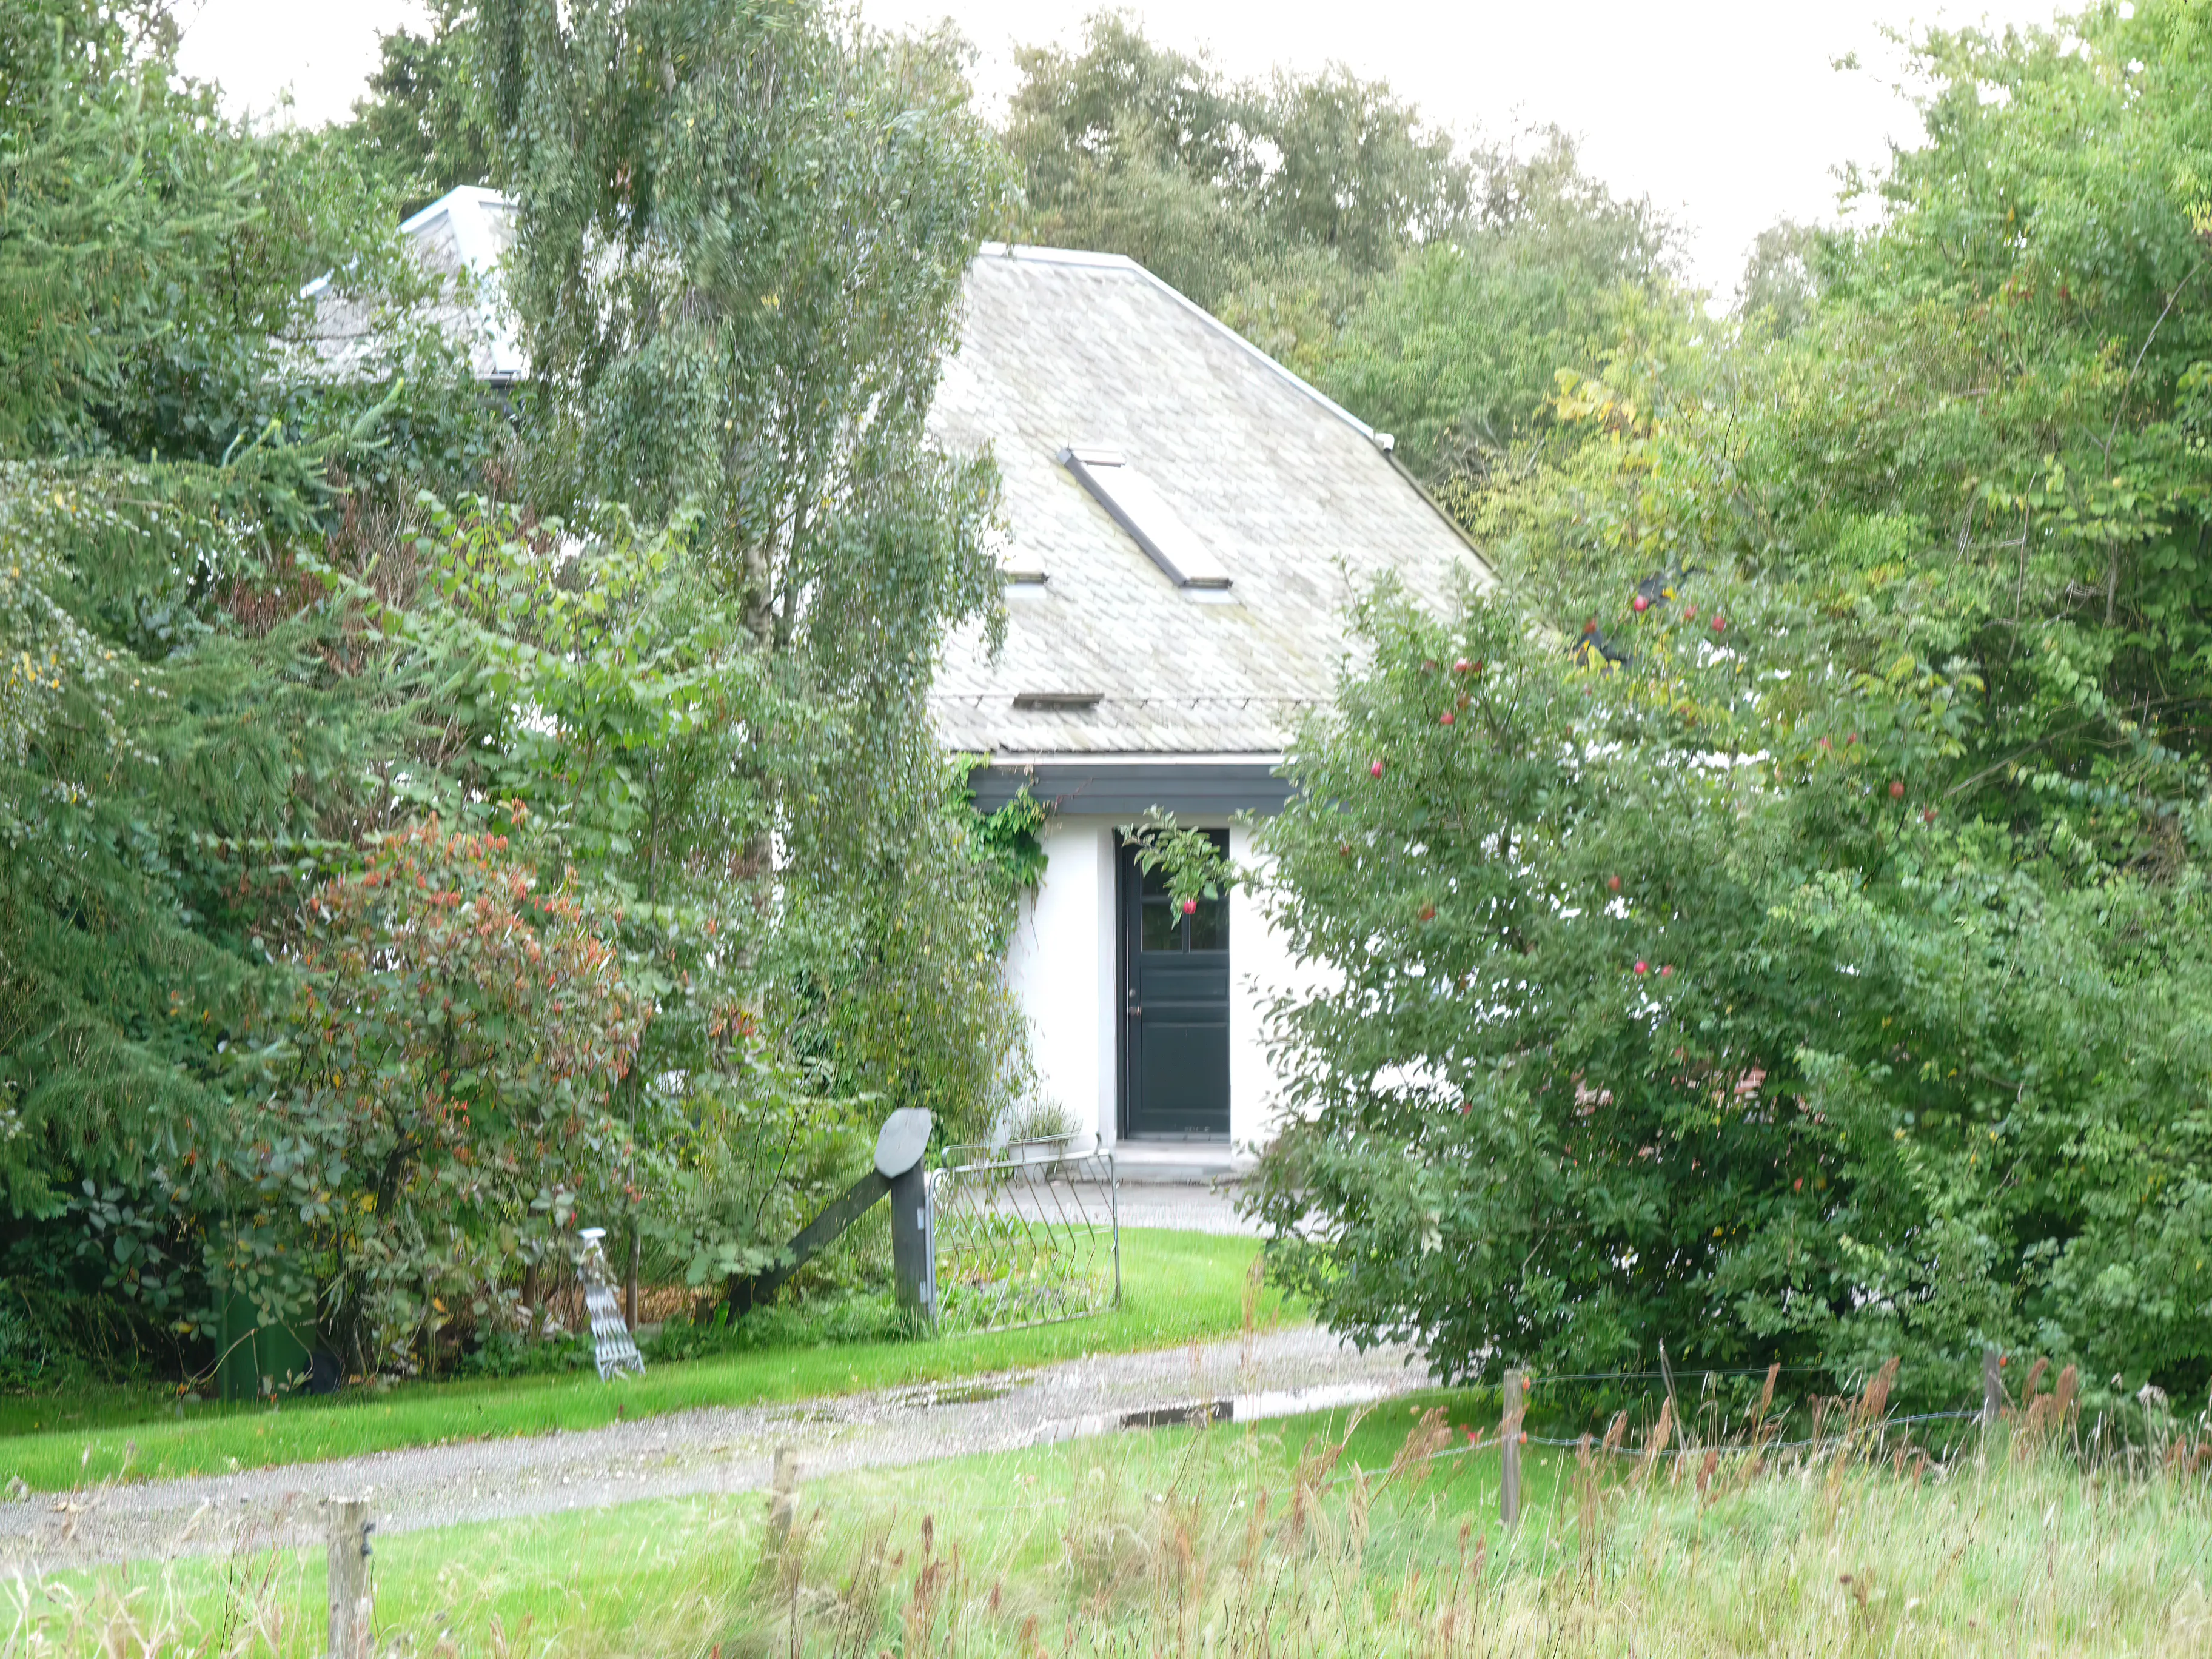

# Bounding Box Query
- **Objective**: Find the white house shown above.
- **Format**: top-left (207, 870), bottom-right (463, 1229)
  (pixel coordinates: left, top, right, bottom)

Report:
top-left (324, 200), bottom-right (1490, 1158)
top-left (927, 245), bottom-right (1490, 1159)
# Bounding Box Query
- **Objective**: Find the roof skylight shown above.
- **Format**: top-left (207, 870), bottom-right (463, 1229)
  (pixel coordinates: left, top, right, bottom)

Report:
top-left (1060, 447), bottom-right (1232, 589)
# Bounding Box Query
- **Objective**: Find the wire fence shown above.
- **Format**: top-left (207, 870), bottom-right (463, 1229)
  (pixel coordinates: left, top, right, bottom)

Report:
top-left (927, 1141), bottom-right (1120, 1336)
top-left (1517, 1409), bottom-right (1985, 1459)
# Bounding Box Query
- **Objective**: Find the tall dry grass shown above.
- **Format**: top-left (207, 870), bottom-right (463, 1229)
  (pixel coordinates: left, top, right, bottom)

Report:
top-left (11, 1375), bottom-right (2212, 1657)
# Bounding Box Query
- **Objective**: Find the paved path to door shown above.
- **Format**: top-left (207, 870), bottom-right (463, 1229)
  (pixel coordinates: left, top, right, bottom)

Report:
top-left (0, 1324), bottom-right (1424, 1571)
top-left (1116, 1184), bottom-right (1258, 1235)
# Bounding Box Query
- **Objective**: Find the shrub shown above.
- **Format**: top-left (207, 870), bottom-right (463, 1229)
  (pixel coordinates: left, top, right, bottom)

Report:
top-left (1249, 583), bottom-right (2212, 1407)
top-left (224, 811), bottom-right (645, 1376)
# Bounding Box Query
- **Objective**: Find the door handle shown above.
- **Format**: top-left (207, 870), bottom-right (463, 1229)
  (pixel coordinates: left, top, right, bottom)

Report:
top-left (1125, 1005), bottom-right (1142, 1016)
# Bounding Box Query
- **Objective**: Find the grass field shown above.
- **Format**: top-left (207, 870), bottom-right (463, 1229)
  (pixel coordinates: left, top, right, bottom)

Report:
top-left (22, 1392), bottom-right (2212, 1657)
top-left (0, 1230), bottom-right (1284, 1491)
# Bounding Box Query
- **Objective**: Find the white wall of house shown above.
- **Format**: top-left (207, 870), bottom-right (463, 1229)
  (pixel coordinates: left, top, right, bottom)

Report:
top-left (1225, 822), bottom-right (1296, 1154)
top-left (1004, 816), bottom-right (1118, 1146)
top-left (1005, 814), bottom-right (1300, 1154)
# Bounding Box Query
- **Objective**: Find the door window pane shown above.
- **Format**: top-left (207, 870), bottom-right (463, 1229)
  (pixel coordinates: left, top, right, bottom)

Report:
top-left (1130, 830), bottom-right (1231, 953)
top-left (1140, 900), bottom-right (1182, 952)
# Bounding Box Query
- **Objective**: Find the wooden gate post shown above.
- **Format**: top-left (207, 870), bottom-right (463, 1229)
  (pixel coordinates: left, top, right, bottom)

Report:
top-left (880, 1110), bottom-right (936, 1325)
top-left (1500, 1369), bottom-right (1525, 1528)
top-left (1982, 1347), bottom-right (2003, 1426)
top-left (326, 1496), bottom-right (372, 1659)
top-left (890, 1162), bottom-right (934, 1319)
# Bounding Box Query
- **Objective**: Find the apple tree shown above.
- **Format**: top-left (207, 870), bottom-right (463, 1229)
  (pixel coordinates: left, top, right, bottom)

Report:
top-left (1252, 0), bottom-right (2212, 1412)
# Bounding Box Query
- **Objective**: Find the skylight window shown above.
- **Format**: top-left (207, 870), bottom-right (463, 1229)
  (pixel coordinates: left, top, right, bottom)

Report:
top-left (1060, 447), bottom-right (1232, 589)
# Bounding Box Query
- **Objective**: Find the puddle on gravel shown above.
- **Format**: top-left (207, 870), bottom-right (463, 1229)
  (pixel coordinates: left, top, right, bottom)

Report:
top-left (1116, 1381), bottom-right (1396, 1432)
top-left (1025, 1380), bottom-right (1403, 1446)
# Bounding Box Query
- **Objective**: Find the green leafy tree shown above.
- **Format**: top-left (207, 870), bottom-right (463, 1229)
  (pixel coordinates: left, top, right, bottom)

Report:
top-left (1255, 0), bottom-right (2212, 1410)
top-left (1, 0), bottom-right (417, 464)
top-left (0, 2), bottom-right (503, 1371)
top-left (1735, 218), bottom-right (1834, 338)
top-left (1002, 14), bottom-right (1468, 312)
top-left (478, 0), bottom-right (1028, 1158)
top-left (1003, 16), bottom-right (1268, 308)
top-left (1314, 129), bottom-right (1679, 480)
top-left (347, 1), bottom-right (495, 216)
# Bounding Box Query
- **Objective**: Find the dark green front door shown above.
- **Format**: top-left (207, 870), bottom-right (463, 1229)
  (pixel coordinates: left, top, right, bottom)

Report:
top-left (1120, 833), bottom-right (1231, 1139)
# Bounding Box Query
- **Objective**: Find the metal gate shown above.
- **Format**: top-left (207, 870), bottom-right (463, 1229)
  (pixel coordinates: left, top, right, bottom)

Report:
top-left (928, 1136), bottom-right (1119, 1335)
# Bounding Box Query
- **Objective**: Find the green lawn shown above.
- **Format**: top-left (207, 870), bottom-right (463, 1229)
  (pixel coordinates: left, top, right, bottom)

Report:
top-left (0, 1229), bottom-right (1282, 1491)
top-left (29, 1393), bottom-right (2212, 1657)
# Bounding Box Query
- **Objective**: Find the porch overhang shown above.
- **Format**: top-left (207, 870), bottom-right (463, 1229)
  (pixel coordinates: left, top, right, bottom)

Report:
top-left (966, 754), bottom-right (1292, 817)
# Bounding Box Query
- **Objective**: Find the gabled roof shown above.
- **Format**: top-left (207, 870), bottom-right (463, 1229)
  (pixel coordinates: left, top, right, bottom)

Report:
top-left (928, 244), bottom-right (1489, 760)
top-left (295, 186), bottom-right (525, 384)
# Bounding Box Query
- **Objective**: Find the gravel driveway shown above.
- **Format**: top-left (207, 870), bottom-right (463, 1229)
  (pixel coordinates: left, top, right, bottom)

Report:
top-left (0, 1325), bottom-right (1424, 1571)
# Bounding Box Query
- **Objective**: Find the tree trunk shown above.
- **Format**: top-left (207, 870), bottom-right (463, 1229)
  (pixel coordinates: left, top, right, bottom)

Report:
top-left (623, 1222), bottom-right (640, 1330)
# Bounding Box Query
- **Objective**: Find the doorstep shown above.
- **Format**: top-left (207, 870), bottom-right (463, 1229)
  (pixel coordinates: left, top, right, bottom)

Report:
top-left (1109, 1139), bottom-right (1252, 1186)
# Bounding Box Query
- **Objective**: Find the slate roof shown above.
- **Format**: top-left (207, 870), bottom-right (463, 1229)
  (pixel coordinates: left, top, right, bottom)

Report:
top-left (294, 187), bottom-right (526, 384)
top-left (928, 244), bottom-right (1489, 760)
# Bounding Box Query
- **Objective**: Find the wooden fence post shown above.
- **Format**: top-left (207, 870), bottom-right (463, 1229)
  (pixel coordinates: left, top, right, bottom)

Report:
top-left (1982, 1347), bottom-right (2003, 1426)
top-left (1500, 1370), bottom-right (1524, 1529)
top-left (767, 1446), bottom-right (798, 1555)
top-left (326, 1497), bottom-right (372, 1659)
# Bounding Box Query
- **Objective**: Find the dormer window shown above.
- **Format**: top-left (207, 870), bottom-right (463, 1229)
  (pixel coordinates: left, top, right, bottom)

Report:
top-left (1059, 447), bottom-right (1232, 589)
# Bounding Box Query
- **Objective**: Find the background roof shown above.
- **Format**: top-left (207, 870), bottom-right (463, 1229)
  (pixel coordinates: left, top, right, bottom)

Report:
top-left (928, 245), bottom-right (1488, 759)
top-left (295, 186), bottom-right (525, 384)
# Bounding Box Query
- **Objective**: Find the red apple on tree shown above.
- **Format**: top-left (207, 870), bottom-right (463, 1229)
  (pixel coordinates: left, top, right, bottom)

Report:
top-left (1371, 759), bottom-right (1385, 778)
top-left (1182, 897), bottom-right (1198, 916)
top-left (1632, 594), bottom-right (1651, 613)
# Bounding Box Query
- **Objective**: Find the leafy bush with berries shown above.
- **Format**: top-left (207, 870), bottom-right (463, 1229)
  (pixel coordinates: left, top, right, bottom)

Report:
top-left (1253, 575), bottom-right (2212, 1408)
top-left (1253, 2), bottom-right (2212, 1413)
top-left (226, 814), bottom-right (646, 1373)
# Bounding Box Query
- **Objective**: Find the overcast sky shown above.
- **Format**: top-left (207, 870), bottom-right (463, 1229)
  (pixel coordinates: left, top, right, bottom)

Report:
top-left (172, 0), bottom-right (2071, 292)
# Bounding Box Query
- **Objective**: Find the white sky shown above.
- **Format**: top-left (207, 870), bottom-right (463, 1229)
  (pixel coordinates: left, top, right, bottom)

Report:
top-left (172, 0), bottom-right (2071, 293)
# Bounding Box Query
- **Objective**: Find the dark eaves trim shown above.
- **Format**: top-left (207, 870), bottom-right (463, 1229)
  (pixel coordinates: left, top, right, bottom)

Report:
top-left (968, 756), bottom-right (1293, 817)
